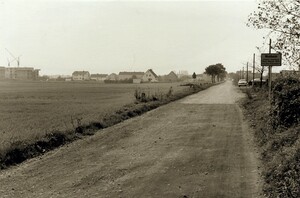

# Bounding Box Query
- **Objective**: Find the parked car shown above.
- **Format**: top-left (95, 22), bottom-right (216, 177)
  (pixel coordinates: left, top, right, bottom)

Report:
top-left (238, 79), bottom-right (248, 87)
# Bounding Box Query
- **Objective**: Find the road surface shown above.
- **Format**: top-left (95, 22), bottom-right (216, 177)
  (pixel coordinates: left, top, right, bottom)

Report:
top-left (0, 81), bottom-right (262, 197)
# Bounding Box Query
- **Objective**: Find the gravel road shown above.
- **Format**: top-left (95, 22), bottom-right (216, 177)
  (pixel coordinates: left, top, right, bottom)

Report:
top-left (0, 81), bottom-right (262, 198)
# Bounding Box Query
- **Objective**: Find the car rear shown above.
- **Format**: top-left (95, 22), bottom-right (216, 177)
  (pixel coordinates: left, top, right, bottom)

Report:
top-left (238, 79), bottom-right (247, 87)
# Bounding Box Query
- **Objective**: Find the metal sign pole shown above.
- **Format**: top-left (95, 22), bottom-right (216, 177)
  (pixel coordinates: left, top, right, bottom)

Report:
top-left (261, 40), bottom-right (281, 97)
top-left (246, 62), bottom-right (248, 84)
top-left (268, 39), bottom-right (272, 100)
top-left (253, 53), bottom-right (255, 87)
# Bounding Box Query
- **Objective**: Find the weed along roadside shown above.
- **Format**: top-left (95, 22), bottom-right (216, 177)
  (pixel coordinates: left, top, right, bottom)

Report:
top-left (241, 76), bottom-right (300, 198)
top-left (0, 83), bottom-right (214, 170)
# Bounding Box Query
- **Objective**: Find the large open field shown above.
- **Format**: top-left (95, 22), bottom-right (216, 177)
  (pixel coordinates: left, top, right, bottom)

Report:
top-left (0, 81), bottom-right (188, 153)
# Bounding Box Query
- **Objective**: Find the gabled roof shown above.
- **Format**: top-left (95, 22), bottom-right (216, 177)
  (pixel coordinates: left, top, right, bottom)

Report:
top-left (72, 71), bottom-right (90, 75)
top-left (91, 74), bottom-right (108, 78)
top-left (167, 71), bottom-right (178, 77)
top-left (119, 71), bottom-right (144, 76)
top-left (147, 69), bottom-right (158, 78)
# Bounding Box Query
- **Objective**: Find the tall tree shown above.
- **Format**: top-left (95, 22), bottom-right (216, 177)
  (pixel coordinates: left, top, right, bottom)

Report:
top-left (215, 63), bottom-right (226, 82)
top-left (192, 72), bottom-right (197, 80)
top-left (205, 64), bottom-right (226, 83)
top-left (248, 0), bottom-right (300, 70)
top-left (205, 65), bottom-right (217, 83)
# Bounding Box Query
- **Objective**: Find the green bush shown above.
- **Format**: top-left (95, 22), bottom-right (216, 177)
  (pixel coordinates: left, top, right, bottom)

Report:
top-left (271, 77), bottom-right (300, 128)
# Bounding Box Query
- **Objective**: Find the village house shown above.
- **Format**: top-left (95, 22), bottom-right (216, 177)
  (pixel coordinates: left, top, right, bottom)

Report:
top-left (158, 71), bottom-right (179, 82)
top-left (90, 74), bottom-right (108, 81)
top-left (72, 71), bottom-right (90, 81)
top-left (165, 71), bottom-right (178, 82)
top-left (118, 72), bottom-right (144, 80)
top-left (107, 73), bottom-right (118, 81)
top-left (142, 69), bottom-right (158, 82)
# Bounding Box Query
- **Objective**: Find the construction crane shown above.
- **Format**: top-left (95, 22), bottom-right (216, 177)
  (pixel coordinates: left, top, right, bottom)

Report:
top-left (5, 48), bottom-right (21, 67)
top-left (9, 56), bottom-right (21, 67)
top-left (7, 58), bottom-right (10, 67)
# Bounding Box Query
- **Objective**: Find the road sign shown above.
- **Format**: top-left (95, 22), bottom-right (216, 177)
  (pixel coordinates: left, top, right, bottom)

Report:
top-left (261, 53), bottom-right (282, 66)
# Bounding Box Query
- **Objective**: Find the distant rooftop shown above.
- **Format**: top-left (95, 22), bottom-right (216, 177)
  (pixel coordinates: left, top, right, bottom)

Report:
top-left (72, 71), bottom-right (90, 75)
top-left (119, 71), bottom-right (144, 75)
top-left (147, 69), bottom-right (158, 78)
top-left (91, 74), bottom-right (108, 77)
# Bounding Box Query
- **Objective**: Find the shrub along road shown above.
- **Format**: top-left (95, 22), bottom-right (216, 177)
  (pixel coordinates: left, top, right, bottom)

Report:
top-left (0, 81), bottom-right (262, 197)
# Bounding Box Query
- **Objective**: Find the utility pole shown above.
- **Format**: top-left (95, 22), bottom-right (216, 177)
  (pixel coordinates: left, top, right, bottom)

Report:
top-left (240, 69), bottom-right (242, 79)
top-left (246, 62), bottom-right (249, 84)
top-left (268, 39), bottom-right (272, 100)
top-left (253, 53), bottom-right (255, 87)
top-left (242, 67), bottom-right (244, 79)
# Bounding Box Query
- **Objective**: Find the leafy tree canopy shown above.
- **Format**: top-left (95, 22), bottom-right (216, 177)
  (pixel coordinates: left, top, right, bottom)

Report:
top-left (205, 63), bottom-right (226, 83)
top-left (192, 72), bottom-right (197, 79)
top-left (248, 0), bottom-right (300, 69)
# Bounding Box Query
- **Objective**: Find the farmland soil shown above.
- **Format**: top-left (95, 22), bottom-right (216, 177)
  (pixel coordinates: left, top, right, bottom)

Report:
top-left (0, 81), bottom-right (263, 197)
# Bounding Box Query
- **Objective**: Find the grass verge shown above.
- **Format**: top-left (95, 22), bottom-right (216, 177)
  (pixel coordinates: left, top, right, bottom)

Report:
top-left (0, 83), bottom-right (213, 170)
top-left (241, 86), bottom-right (300, 198)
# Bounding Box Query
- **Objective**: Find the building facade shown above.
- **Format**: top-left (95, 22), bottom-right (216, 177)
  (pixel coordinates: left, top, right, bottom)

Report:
top-left (107, 73), bottom-right (118, 81)
top-left (165, 71), bottom-right (178, 82)
top-left (142, 69), bottom-right (158, 82)
top-left (0, 67), bottom-right (39, 80)
top-left (90, 74), bottom-right (108, 81)
top-left (118, 72), bottom-right (144, 80)
top-left (72, 71), bottom-right (91, 81)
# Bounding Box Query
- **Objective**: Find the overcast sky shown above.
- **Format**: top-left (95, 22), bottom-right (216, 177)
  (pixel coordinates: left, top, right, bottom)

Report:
top-left (0, 0), bottom-right (275, 76)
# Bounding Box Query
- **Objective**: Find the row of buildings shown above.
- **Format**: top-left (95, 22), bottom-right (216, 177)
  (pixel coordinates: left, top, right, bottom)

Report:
top-left (0, 66), bottom-right (40, 80)
top-left (0, 66), bottom-right (212, 83)
top-left (71, 69), bottom-right (181, 83)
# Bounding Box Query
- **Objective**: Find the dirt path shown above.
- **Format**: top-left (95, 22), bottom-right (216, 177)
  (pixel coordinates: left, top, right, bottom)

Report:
top-left (0, 81), bottom-right (262, 198)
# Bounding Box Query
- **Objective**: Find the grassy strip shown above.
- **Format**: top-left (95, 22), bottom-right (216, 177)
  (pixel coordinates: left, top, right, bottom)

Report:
top-left (241, 88), bottom-right (300, 198)
top-left (0, 83), bottom-right (213, 170)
